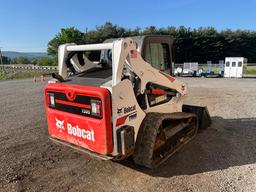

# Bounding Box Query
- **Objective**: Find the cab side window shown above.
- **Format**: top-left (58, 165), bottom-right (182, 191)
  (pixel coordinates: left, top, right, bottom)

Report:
top-left (144, 43), bottom-right (171, 71)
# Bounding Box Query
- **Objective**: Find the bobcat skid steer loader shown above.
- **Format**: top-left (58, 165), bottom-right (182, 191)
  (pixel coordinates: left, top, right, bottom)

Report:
top-left (44, 37), bottom-right (211, 168)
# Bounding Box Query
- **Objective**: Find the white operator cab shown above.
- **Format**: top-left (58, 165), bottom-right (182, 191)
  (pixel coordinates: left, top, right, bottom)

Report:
top-left (224, 57), bottom-right (247, 78)
top-left (103, 35), bottom-right (174, 75)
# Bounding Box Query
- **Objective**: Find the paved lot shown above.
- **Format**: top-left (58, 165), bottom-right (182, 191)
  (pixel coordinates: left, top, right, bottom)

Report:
top-left (0, 77), bottom-right (255, 192)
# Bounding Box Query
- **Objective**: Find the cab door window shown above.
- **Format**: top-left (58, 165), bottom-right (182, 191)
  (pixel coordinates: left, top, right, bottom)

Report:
top-left (144, 43), bottom-right (171, 71)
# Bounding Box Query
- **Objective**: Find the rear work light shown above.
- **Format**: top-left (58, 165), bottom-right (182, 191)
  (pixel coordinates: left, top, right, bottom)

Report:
top-left (47, 93), bottom-right (55, 107)
top-left (91, 99), bottom-right (102, 117)
top-left (50, 95), bottom-right (55, 106)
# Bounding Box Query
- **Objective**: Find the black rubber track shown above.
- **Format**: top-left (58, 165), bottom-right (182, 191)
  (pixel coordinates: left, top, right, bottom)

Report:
top-left (133, 112), bottom-right (197, 168)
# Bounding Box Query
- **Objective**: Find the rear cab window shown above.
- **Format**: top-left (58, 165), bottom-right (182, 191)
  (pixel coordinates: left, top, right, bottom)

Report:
top-left (144, 43), bottom-right (171, 71)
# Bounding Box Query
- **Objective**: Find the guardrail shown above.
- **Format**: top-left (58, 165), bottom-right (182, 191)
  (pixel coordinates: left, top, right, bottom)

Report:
top-left (1, 64), bottom-right (58, 71)
top-left (1, 63), bottom-right (255, 72)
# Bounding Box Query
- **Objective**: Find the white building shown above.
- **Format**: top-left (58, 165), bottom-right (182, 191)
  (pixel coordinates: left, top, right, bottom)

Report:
top-left (224, 57), bottom-right (247, 78)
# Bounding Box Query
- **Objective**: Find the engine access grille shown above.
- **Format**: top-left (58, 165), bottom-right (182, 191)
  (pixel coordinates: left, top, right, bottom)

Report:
top-left (47, 92), bottom-right (102, 119)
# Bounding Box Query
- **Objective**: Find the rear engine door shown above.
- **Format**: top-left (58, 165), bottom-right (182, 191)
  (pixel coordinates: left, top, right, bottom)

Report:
top-left (45, 83), bottom-right (113, 155)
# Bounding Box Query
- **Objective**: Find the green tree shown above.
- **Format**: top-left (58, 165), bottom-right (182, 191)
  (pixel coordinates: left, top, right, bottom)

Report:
top-left (142, 26), bottom-right (158, 35)
top-left (83, 22), bottom-right (127, 44)
top-left (47, 27), bottom-right (84, 56)
top-left (12, 57), bottom-right (31, 64)
top-left (48, 22), bottom-right (256, 63)
top-left (36, 57), bottom-right (57, 66)
top-left (1, 56), bottom-right (11, 64)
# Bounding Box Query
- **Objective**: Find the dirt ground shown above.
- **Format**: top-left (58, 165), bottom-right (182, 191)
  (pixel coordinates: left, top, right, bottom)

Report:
top-left (0, 77), bottom-right (255, 192)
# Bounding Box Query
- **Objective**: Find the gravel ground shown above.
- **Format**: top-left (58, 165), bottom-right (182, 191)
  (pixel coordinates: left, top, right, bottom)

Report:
top-left (0, 77), bottom-right (255, 192)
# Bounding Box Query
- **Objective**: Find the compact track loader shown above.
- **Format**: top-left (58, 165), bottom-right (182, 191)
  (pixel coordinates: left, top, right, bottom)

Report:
top-left (45, 36), bottom-right (211, 168)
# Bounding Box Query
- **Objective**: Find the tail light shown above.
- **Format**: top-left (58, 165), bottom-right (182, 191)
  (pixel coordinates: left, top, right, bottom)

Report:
top-left (46, 93), bottom-right (55, 107)
top-left (49, 93), bottom-right (55, 107)
top-left (91, 99), bottom-right (102, 117)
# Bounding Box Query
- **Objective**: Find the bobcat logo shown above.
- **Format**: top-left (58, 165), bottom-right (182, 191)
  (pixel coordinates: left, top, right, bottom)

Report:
top-left (117, 108), bottom-right (122, 114)
top-left (55, 118), bottom-right (65, 132)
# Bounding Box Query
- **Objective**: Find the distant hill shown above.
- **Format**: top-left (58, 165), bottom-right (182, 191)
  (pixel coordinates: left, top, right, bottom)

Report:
top-left (2, 51), bottom-right (47, 59)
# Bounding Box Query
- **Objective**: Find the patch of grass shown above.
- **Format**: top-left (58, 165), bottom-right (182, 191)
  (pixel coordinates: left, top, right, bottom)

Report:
top-left (201, 66), bottom-right (220, 74)
top-left (0, 70), bottom-right (50, 80)
top-left (245, 66), bottom-right (256, 74)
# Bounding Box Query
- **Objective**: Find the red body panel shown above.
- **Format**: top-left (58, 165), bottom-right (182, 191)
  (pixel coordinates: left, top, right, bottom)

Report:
top-left (44, 83), bottom-right (113, 155)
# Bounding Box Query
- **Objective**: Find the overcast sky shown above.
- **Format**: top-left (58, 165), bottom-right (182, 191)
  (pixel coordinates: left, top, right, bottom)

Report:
top-left (1, 0), bottom-right (255, 52)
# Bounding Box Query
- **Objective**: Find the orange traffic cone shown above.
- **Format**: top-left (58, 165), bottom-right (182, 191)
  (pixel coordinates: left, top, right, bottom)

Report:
top-left (40, 75), bottom-right (45, 83)
top-left (33, 76), bottom-right (36, 83)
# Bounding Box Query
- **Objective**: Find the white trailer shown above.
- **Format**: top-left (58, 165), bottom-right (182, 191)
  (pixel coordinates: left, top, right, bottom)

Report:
top-left (224, 57), bottom-right (247, 78)
top-left (183, 62), bottom-right (198, 75)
